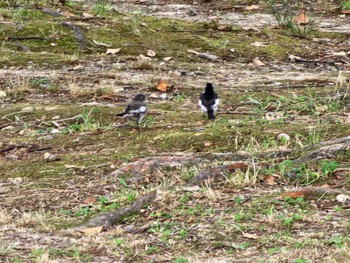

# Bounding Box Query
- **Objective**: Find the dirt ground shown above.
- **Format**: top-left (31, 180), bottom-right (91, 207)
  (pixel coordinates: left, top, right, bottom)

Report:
top-left (1, 1), bottom-right (350, 262)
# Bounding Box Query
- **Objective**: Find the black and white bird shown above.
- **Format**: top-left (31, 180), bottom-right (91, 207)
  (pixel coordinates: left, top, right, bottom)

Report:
top-left (198, 83), bottom-right (219, 120)
top-left (116, 94), bottom-right (147, 127)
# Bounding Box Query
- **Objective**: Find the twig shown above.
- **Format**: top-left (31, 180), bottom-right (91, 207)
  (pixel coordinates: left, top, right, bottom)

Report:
top-left (83, 192), bottom-right (157, 227)
top-left (220, 111), bottom-right (261, 116)
top-left (0, 144), bottom-right (26, 153)
top-left (6, 36), bottom-right (46, 41)
top-left (60, 22), bottom-right (85, 51)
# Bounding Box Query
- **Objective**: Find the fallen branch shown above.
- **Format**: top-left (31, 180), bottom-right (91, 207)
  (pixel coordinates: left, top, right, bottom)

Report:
top-left (0, 144), bottom-right (26, 153)
top-left (281, 186), bottom-right (345, 199)
top-left (289, 54), bottom-right (349, 65)
top-left (0, 144), bottom-right (52, 153)
top-left (60, 22), bottom-right (85, 51)
top-left (219, 111), bottom-right (262, 116)
top-left (188, 162), bottom-right (248, 186)
top-left (297, 135), bottom-right (350, 162)
top-left (6, 36), bottom-right (46, 41)
top-left (83, 192), bottom-right (157, 227)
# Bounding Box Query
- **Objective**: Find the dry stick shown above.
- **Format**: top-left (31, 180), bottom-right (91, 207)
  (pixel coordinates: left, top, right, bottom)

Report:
top-left (82, 192), bottom-right (157, 228)
top-left (0, 144), bottom-right (27, 153)
top-left (6, 36), bottom-right (45, 41)
top-left (219, 111), bottom-right (262, 116)
top-left (0, 144), bottom-right (51, 153)
top-left (60, 22), bottom-right (85, 51)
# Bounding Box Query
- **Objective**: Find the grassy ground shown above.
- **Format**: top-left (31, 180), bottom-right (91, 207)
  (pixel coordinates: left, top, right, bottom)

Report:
top-left (1, 1), bottom-right (350, 262)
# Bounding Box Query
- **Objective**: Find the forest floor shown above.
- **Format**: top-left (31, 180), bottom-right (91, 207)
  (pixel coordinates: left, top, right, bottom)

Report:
top-left (1, 1), bottom-right (350, 262)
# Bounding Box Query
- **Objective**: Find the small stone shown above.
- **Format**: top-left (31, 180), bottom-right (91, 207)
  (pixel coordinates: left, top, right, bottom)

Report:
top-left (124, 225), bottom-right (135, 233)
top-left (73, 65), bottom-right (85, 71)
top-left (277, 133), bottom-right (291, 142)
top-left (139, 54), bottom-right (152, 61)
top-left (336, 194), bottom-right (350, 203)
top-left (49, 128), bottom-right (60, 134)
top-left (0, 91), bottom-right (6, 98)
top-left (159, 93), bottom-right (167, 100)
top-left (11, 177), bottom-right (23, 185)
top-left (21, 106), bottom-right (35, 113)
top-left (44, 152), bottom-right (60, 162)
top-left (188, 9), bottom-right (197, 16)
top-left (6, 153), bottom-right (19, 161)
top-left (37, 135), bottom-right (54, 141)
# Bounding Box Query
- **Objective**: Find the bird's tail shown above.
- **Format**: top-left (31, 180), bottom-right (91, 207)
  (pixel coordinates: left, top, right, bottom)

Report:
top-left (207, 110), bottom-right (215, 119)
top-left (116, 111), bottom-right (126, 117)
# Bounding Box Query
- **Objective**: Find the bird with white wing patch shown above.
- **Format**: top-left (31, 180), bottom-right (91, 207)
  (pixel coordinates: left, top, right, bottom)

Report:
top-left (198, 83), bottom-right (219, 120)
top-left (116, 94), bottom-right (147, 128)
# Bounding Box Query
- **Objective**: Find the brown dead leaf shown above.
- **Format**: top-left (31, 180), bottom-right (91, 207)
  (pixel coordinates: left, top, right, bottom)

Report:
top-left (242, 232), bottom-right (259, 239)
top-left (253, 57), bottom-right (265, 67)
top-left (280, 191), bottom-right (304, 198)
top-left (80, 226), bottom-right (103, 236)
top-left (157, 79), bottom-right (167, 92)
top-left (245, 5), bottom-right (260, 10)
top-left (292, 10), bottom-right (310, 25)
top-left (225, 162), bottom-right (248, 172)
top-left (264, 175), bottom-right (275, 185)
top-left (83, 197), bottom-right (97, 204)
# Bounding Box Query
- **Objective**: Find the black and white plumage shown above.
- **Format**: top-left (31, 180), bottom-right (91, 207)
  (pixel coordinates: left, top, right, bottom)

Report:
top-left (198, 83), bottom-right (219, 120)
top-left (116, 94), bottom-right (147, 127)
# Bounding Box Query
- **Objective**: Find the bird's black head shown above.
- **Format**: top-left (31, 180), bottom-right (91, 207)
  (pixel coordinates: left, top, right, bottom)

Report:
top-left (204, 83), bottom-right (214, 95)
top-left (134, 94), bottom-right (146, 101)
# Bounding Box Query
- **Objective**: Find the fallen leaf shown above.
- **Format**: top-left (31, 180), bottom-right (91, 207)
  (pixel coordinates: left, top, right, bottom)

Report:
top-left (225, 163), bottom-right (248, 172)
top-left (340, 10), bottom-right (350, 15)
top-left (332, 51), bottom-right (347, 56)
top-left (280, 191), bottom-right (304, 198)
top-left (204, 142), bottom-right (213, 147)
top-left (251, 41), bottom-right (266, 47)
top-left (187, 49), bottom-right (199, 55)
top-left (80, 226), bottom-right (103, 236)
top-left (157, 79), bottom-right (167, 92)
top-left (315, 104), bottom-right (328, 114)
top-left (242, 232), bottom-right (259, 239)
top-left (82, 12), bottom-right (94, 18)
top-left (253, 57), bottom-right (265, 67)
top-left (61, 11), bottom-right (75, 18)
top-left (106, 48), bottom-right (121, 55)
top-left (245, 5), bottom-right (260, 10)
top-left (93, 39), bottom-right (112, 47)
top-left (182, 186), bottom-right (201, 192)
top-left (83, 197), bottom-right (97, 204)
top-left (147, 49), bottom-right (156, 57)
top-left (292, 10), bottom-right (310, 25)
top-left (264, 175), bottom-right (275, 185)
top-left (163, 57), bottom-right (172, 61)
